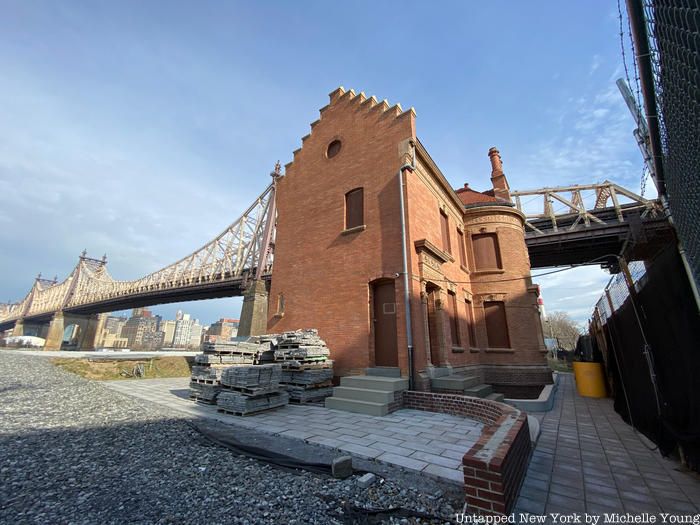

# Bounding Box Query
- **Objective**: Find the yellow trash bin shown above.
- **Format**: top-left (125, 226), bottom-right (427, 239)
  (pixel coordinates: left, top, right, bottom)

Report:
top-left (572, 362), bottom-right (607, 398)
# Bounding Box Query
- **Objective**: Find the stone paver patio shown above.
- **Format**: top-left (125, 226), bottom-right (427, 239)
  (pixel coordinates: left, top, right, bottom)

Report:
top-left (103, 377), bottom-right (483, 484)
top-left (105, 374), bottom-right (700, 514)
top-left (517, 374), bottom-right (700, 514)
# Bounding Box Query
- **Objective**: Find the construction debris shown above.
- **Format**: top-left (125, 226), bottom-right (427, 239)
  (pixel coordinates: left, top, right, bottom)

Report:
top-left (331, 456), bottom-right (353, 479)
top-left (189, 340), bottom-right (263, 403)
top-left (357, 473), bottom-right (377, 488)
top-left (189, 329), bottom-right (333, 409)
top-left (270, 330), bottom-right (334, 404)
top-left (217, 390), bottom-right (289, 416)
top-left (188, 381), bottom-right (220, 404)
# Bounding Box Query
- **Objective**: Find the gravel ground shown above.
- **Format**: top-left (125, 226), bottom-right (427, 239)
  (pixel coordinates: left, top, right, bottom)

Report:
top-left (0, 353), bottom-right (463, 524)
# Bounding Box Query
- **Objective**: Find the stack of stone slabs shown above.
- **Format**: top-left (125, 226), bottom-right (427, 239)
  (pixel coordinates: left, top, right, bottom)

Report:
top-left (217, 363), bottom-right (288, 415)
top-left (189, 340), bottom-right (263, 404)
top-left (273, 330), bottom-right (334, 403)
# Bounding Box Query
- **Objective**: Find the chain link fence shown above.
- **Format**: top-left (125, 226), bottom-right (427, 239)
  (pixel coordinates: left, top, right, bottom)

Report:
top-left (642, 0), bottom-right (700, 287)
top-left (595, 261), bottom-right (647, 322)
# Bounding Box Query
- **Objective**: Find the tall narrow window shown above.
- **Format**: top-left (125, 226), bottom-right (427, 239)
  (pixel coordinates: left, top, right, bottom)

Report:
top-left (276, 293), bottom-right (285, 316)
top-left (457, 230), bottom-right (466, 267)
top-left (484, 301), bottom-right (510, 348)
top-left (465, 299), bottom-right (476, 347)
top-left (472, 233), bottom-right (502, 270)
top-left (440, 210), bottom-right (451, 254)
top-left (448, 291), bottom-right (460, 346)
top-left (345, 188), bottom-right (364, 229)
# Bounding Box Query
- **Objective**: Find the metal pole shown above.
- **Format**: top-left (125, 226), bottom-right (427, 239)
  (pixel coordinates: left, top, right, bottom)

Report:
top-left (625, 0), bottom-right (666, 194)
top-left (398, 142), bottom-right (416, 390)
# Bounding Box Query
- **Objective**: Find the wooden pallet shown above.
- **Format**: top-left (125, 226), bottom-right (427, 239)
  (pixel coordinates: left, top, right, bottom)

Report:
top-left (190, 378), bottom-right (219, 385)
top-left (203, 349), bottom-right (260, 356)
top-left (281, 380), bottom-right (333, 389)
top-left (281, 361), bottom-right (333, 370)
top-left (216, 404), bottom-right (285, 417)
top-left (219, 384), bottom-right (281, 396)
top-left (189, 395), bottom-right (217, 405)
top-left (288, 397), bottom-right (327, 405)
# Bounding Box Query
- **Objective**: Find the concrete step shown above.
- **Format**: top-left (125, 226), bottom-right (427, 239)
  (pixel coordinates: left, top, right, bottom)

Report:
top-left (365, 367), bottom-right (401, 378)
top-left (332, 386), bottom-right (394, 404)
top-left (431, 374), bottom-right (479, 391)
top-left (431, 375), bottom-right (469, 391)
top-left (325, 397), bottom-right (388, 417)
top-left (461, 375), bottom-right (481, 389)
top-left (464, 384), bottom-right (493, 398)
top-left (429, 367), bottom-right (452, 378)
top-left (486, 392), bottom-right (505, 403)
top-left (340, 376), bottom-right (408, 392)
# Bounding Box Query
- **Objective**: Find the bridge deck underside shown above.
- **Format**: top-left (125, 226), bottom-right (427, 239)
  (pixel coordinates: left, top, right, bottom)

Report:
top-left (526, 217), bottom-right (674, 269)
top-left (0, 276), bottom-right (271, 332)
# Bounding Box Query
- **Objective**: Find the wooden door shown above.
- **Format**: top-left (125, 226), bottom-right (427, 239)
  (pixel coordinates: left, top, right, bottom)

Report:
top-left (373, 280), bottom-right (398, 367)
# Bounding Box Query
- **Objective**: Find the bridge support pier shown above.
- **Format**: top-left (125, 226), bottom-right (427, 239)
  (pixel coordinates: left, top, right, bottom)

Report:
top-left (77, 314), bottom-right (106, 351)
top-left (44, 313), bottom-right (65, 351)
top-left (12, 320), bottom-right (24, 337)
top-left (43, 312), bottom-right (105, 351)
top-left (238, 280), bottom-right (269, 337)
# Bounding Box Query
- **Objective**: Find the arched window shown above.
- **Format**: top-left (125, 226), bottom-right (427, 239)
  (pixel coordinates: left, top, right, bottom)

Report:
top-left (345, 188), bottom-right (364, 230)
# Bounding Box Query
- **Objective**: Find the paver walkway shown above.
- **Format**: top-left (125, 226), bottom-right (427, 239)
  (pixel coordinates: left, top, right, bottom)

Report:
top-left (103, 377), bottom-right (483, 484)
top-left (105, 374), bottom-right (700, 514)
top-left (516, 373), bottom-right (700, 514)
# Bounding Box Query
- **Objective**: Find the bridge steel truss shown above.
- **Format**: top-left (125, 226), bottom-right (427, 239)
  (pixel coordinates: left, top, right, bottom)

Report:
top-left (0, 183), bottom-right (276, 331)
top-left (511, 181), bottom-right (671, 269)
top-left (0, 177), bottom-right (672, 333)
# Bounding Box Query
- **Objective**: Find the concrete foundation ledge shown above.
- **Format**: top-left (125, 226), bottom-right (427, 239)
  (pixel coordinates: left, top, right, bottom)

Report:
top-left (504, 372), bottom-right (560, 412)
top-left (401, 391), bottom-right (531, 516)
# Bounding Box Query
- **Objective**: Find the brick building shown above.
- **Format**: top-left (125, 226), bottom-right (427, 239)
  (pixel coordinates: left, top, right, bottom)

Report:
top-left (267, 87), bottom-right (549, 391)
top-left (207, 318), bottom-right (239, 342)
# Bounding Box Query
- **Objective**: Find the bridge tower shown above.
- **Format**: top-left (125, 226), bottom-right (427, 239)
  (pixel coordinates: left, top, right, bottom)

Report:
top-left (238, 162), bottom-right (280, 337)
top-left (43, 252), bottom-right (109, 351)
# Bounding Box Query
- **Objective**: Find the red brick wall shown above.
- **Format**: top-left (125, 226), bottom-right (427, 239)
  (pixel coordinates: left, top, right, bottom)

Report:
top-left (269, 86), bottom-right (546, 381)
top-left (464, 207), bottom-right (547, 368)
top-left (267, 88), bottom-right (415, 377)
top-left (403, 391), bottom-right (531, 516)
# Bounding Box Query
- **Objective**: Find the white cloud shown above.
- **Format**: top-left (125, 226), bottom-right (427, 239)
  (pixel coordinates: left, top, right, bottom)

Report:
top-left (535, 266), bottom-right (612, 326)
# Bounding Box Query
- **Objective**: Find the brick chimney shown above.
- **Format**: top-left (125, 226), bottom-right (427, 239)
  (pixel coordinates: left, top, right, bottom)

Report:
top-left (488, 147), bottom-right (511, 202)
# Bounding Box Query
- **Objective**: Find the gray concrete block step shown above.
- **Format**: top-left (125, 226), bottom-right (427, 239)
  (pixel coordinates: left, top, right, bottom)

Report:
top-left (431, 374), bottom-right (480, 391)
top-left (464, 384), bottom-right (493, 397)
top-left (340, 375), bottom-right (408, 392)
top-left (365, 367), bottom-right (401, 378)
top-left (325, 397), bottom-right (388, 416)
top-left (332, 386), bottom-right (394, 404)
top-left (486, 392), bottom-right (505, 402)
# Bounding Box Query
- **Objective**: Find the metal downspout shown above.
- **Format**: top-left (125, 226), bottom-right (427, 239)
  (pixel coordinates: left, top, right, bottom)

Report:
top-left (399, 141), bottom-right (416, 390)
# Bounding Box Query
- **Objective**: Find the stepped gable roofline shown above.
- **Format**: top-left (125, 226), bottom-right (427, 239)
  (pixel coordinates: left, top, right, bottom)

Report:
top-left (285, 86), bottom-right (416, 173)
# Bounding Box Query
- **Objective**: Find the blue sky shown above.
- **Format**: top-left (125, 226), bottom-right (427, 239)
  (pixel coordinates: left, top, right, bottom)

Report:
top-left (0, 1), bottom-right (647, 326)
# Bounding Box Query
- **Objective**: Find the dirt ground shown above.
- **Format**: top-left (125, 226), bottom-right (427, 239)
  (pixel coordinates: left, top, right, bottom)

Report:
top-left (51, 356), bottom-right (192, 380)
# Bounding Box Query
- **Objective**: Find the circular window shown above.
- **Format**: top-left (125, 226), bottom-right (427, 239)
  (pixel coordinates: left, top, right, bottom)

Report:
top-left (326, 139), bottom-right (342, 159)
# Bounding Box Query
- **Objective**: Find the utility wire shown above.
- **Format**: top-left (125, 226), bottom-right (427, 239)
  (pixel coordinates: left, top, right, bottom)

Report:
top-left (416, 254), bottom-right (619, 286)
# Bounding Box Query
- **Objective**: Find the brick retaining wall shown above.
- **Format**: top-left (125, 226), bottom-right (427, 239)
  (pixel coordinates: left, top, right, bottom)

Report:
top-left (402, 391), bottom-right (531, 515)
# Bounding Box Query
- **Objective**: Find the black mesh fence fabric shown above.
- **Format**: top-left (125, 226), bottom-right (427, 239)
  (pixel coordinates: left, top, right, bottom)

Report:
top-left (643, 0), bottom-right (700, 288)
top-left (591, 246), bottom-right (700, 470)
